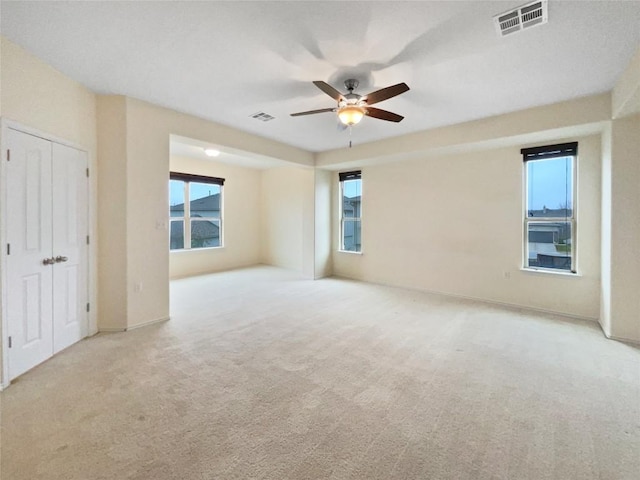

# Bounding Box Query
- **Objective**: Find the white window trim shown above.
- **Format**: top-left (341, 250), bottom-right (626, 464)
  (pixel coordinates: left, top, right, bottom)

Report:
top-left (523, 154), bottom-right (577, 274)
top-left (338, 175), bottom-right (362, 253)
top-left (170, 178), bottom-right (224, 251)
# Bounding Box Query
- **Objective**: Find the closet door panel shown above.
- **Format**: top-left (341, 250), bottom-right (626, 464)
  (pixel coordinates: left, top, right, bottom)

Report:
top-left (6, 129), bottom-right (54, 379)
top-left (52, 143), bottom-right (88, 354)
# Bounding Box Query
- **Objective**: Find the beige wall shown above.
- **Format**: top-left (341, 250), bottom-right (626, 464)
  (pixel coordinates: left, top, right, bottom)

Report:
top-left (0, 36), bottom-right (3, 117)
top-left (96, 96), bottom-right (128, 330)
top-left (169, 156), bottom-right (261, 279)
top-left (0, 37), bottom-right (98, 382)
top-left (600, 125), bottom-right (612, 336)
top-left (332, 135), bottom-right (602, 320)
top-left (314, 169), bottom-right (333, 279)
top-left (602, 46), bottom-right (640, 343)
top-left (606, 115), bottom-right (640, 342)
top-left (259, 167), bottom-right (330, 279)
top-left (260, 167), bottom-right (315, 275)
top-left (612, 46), bottom-right (640, 119)
top-left (1, 38), bottom-right (97, 150)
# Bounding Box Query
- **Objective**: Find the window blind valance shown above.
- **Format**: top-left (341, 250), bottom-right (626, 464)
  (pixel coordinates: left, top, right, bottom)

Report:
top-left (521, 142), bottom-right (578, 162)
top-left (170, 172), bottom-right (225, 185)
top-left (339, 170), bottom-right (362, 181)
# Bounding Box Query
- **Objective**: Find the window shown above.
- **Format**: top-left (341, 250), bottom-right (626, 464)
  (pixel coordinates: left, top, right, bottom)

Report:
top-left (169, 172), bottom-right (224, 250)
top-left (339, 170), bottom-right (362, 252)
top-left (522, 142), bottom-right (577, 272)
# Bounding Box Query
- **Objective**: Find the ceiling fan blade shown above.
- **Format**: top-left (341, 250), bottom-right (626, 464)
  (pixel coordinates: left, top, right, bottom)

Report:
top-left (290, 108), bottom-right (336, 117)
top-left (365, 83), bottom-right (410, 105)
top-left (313, 81), bottom-right (345, 101)
top-left (365, 107), bottom-right (404, 123)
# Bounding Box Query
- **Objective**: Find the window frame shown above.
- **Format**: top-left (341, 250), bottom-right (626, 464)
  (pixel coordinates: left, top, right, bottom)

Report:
top-left (338, 170), bottom-right (362, 253)
top-left (522, 142), bottom-right (578, 274)
top-left (169, 172), bottom-right (224, 251)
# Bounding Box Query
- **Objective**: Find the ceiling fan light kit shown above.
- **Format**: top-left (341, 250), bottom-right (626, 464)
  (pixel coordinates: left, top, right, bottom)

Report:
top-left (338, 105), bottom-right (365, 126)
top-left (291, 78), bottom-right (410, 130)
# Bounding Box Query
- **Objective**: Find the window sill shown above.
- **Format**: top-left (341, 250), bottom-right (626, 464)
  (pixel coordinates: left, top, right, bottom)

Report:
top-left (170, 246), bottom-right (225, 253)
top-left (521, 267), bottom-right (580, 277)
top-left (337, 250), bottom-right (363, 255)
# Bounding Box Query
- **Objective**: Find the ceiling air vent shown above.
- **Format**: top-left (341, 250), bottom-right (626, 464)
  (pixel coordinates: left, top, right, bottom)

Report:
top-left (250, 112), bottom-right (275, 122)
top-left (494, 0), bottom-right (548, 37)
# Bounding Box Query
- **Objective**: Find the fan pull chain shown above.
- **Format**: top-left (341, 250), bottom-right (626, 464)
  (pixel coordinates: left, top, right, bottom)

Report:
top-left (349, 125), bottom-right (353, 148)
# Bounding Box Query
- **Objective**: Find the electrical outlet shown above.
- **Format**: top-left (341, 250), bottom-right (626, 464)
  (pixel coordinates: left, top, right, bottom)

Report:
top-left (503, 271), bottom-right (511, 279)
top-left (134, 282), bottom-right (143, 293)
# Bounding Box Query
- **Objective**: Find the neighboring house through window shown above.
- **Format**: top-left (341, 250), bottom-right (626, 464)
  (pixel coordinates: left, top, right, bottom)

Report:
top-left (169, 172), bottom-right (224, 250)
top-left (522, 142), bottom-right (577, 272)
top-left (339, 170), bottom-right (362, 252)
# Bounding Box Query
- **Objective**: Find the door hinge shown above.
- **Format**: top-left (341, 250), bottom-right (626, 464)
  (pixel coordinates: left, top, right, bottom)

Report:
top-left (86, 235), bottom-right (90, 245)
top-left (86, 303), bottom-right (90, 313)
top-left (8, 336), bottom-right (12, 348)
top-left (6, 243), bottom-right (10, 255)
top-left (6, 149), bottom-right (10, 162)
top-left (86, 168), bottom-right (89, 178)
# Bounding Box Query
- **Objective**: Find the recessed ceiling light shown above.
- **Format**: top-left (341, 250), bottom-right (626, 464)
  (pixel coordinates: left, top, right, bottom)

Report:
top-left (204, 148), bottom-right (220, 157)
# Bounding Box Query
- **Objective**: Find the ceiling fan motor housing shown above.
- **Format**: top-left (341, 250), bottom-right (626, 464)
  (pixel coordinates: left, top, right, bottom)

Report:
top-left (340, 92), bottom-right (364, 108)
top-left (344, 78), bottom-right (359, 92)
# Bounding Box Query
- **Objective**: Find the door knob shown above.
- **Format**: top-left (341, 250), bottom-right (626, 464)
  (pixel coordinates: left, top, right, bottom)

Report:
top-left (54, 255), bottom-right (68, 263)
top-left (42, 257), bottom-right (56, 265)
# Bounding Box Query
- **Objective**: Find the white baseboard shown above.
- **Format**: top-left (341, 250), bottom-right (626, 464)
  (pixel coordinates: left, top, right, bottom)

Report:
top-left (603, 332), bottom-right (640, 346)
top-left (126, 316), bottom-right (170, 331)
top-left (98, 316), bottom-right (169, 333)
top-left (98, 317), bottom-right (171, 333)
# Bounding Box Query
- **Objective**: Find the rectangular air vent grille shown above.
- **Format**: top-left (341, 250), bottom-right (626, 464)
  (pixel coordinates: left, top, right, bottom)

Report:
top-left (494, 0), bottom-right (547, 37)
top-left (250, 112), bottom-right (275, 122)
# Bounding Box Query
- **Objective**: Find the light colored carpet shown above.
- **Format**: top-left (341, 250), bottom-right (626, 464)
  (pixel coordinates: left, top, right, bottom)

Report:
top-left (1, 265), bottom-right (639, 479)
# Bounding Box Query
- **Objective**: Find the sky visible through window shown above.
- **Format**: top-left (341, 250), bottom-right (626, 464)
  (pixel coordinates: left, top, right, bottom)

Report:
top-left (343, 179), bottom-right (361, 199)
top-left (527, 156), bottom-right (572, 210)
top-left (170, 180), bottom-right (184, 206)
top-left (189, 183), bottom-right (218, 202)
top-left (170, 181), bottom-right (219, 206)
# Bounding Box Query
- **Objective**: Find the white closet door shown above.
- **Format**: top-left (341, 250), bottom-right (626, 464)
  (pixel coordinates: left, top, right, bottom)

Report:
top-left (52, 143), bottom-right (88, 354)
top-left (6, 129), bottom-right (55, 379)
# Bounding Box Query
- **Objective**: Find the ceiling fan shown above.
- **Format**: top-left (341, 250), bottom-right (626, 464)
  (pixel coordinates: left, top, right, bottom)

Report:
top-left (290, 79), bottom-right (410, 126)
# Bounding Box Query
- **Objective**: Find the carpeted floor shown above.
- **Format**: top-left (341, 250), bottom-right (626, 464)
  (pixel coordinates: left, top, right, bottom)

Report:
top-left (1, 266), bottom-right (639, 479)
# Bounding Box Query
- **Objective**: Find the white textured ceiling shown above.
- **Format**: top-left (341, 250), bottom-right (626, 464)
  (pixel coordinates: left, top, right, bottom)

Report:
top-left (2, 1), bottom-right (640, 153)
